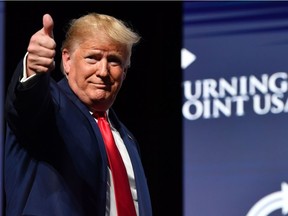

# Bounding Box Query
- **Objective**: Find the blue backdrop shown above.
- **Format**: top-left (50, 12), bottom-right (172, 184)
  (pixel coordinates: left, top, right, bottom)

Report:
top-left (183, 2), bottom-right (288, 216)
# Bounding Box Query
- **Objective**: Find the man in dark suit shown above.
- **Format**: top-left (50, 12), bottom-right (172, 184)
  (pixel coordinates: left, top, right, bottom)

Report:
top-left (4, 12), bottom-right (152, 216)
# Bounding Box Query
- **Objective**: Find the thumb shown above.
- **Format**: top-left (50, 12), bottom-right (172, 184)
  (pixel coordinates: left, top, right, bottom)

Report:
top-left (43, 14), bottom-right (54, 38)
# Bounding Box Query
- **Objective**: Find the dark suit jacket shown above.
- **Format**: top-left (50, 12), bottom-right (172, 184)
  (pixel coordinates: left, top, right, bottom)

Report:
top-left (4, 60), bottom-right (152, 216)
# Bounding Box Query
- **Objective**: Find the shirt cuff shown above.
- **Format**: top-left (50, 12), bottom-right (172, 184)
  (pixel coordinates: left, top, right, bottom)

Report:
top-left (20, 52), bottom-right (36, 83)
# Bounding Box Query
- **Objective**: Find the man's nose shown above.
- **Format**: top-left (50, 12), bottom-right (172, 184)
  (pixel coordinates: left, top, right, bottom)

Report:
top-left (97, 59), bottom-right (109, 76)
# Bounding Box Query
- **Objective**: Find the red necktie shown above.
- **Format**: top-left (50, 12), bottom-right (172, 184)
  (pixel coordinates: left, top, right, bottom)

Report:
top-left (93, 112), bottom-right (137, 216)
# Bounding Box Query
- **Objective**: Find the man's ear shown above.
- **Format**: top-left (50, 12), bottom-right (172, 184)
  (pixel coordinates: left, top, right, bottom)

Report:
top-left (62, 49), bottom-right (71, 76)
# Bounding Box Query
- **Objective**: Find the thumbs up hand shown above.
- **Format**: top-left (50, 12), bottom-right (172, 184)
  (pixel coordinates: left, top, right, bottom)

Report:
top-left (26, 14), bottom-right (56, 76)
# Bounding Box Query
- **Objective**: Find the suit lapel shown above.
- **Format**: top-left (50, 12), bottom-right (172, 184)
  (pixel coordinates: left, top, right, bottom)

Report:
top-left (56, 78), bottom-right (108, 181)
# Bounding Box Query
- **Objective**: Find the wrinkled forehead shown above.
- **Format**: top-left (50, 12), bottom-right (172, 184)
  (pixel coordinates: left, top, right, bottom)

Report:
top-left (73, 33), bottom-right (130, 66)
top-left (82, 38), bottom-right (128, 55)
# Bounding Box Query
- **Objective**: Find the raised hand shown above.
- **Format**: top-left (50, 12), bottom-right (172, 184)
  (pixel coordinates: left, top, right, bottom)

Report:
top-left (26, 14), bottom-right (56, 76)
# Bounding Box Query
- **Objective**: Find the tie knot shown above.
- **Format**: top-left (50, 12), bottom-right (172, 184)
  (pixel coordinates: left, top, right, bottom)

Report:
top-left (93, 111), bottom-right (107, 120)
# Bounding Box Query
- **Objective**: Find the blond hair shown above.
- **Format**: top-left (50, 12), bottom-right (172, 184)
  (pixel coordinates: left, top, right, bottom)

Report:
top-left (61, 12), bottom-right (140, 67)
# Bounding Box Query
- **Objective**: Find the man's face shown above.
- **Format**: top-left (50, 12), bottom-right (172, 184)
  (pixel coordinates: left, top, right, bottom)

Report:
top-left (62, 35), bottom-right (128, 112)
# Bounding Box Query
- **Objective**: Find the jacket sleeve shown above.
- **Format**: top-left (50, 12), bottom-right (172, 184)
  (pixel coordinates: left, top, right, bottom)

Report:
top-left (5, 59), bottom-right (53, 146)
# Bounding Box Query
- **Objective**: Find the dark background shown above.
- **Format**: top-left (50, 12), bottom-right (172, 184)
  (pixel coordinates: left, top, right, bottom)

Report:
top-left (4, 2), bottom-right (183, 216)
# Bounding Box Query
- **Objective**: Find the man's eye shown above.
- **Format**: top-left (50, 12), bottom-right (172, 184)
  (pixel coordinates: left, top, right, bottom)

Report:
top-left (109, 61), bottom-right (121, 66)
top-left (85, 56), bottom-right (97, 63)
top-left (108, 57), bottom-right (122, 66)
